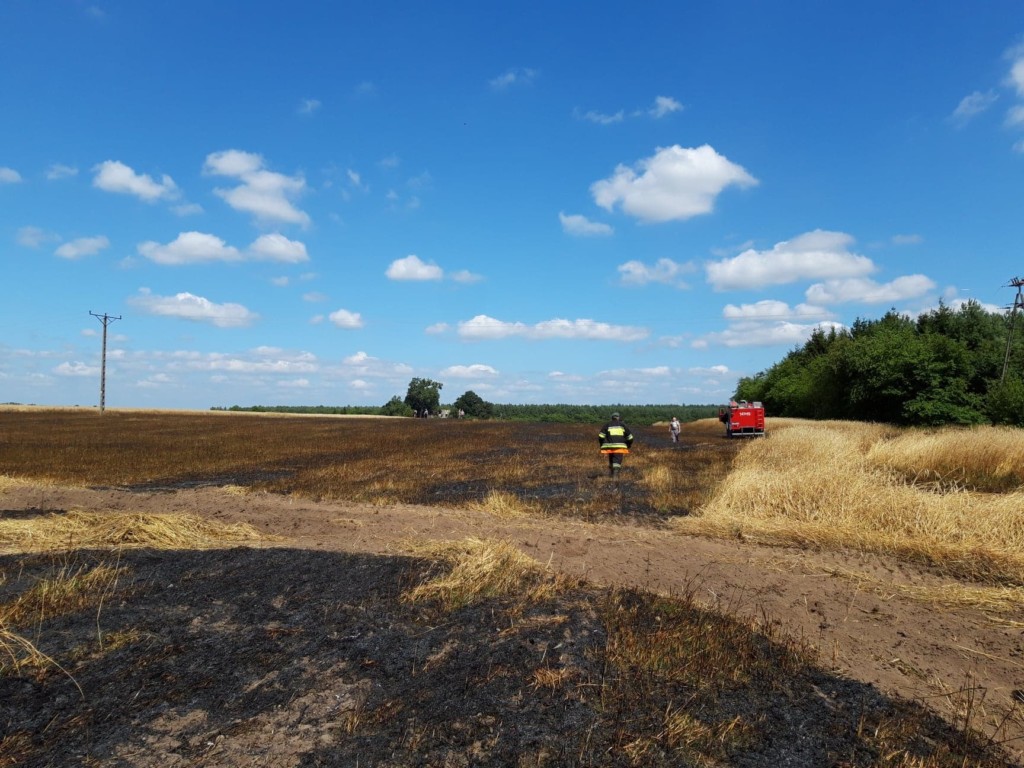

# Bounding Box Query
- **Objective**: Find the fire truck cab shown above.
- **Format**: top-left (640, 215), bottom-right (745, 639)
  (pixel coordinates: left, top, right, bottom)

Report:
top-left (718, 400), bottom-right (765, 437)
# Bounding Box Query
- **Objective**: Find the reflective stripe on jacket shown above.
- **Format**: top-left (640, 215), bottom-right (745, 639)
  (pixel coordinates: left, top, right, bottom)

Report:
top-left (598, 423), bottom-right (633, 452)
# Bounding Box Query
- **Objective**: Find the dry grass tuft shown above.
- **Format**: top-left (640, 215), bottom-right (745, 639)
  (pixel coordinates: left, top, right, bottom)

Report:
top-left (0, 561), bottom-right (125, 627)
top-left (824, 566), bottom-right (1024, 613)
top-left (0, 474), bottom-right (55, 492)
top-left (0, 510), bottom-right (273, 554)
top-left (661, 710), bottom-right (751, 756)
top-left (469, 491), bottom-right (542, 519)
top-left (640, 464), bottom-right (675, 512)
top-left (529, 666), bottom-right (573, 691)
top-left (403, 537), bottom-right (565, 609)
top-left (0, 624), bottom-right (67, 677)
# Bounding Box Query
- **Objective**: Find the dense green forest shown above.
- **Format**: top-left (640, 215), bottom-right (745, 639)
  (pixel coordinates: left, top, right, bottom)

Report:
top-left (735, 301), bottom-right (1024, 426)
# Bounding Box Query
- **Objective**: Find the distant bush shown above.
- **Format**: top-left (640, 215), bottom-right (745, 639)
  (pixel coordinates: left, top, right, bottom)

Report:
top-left (986, 376), bottom-right (1024, 427)
top-left (381, 396), bottom-right (414, 417)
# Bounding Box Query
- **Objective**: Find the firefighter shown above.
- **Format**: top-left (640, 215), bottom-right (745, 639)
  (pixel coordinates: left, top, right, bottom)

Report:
top-left (598, 412), bottom-right (634, 478)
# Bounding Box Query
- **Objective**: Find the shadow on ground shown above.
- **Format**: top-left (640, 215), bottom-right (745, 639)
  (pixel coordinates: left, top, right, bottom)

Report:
top-left (0, 547), bottom-right (1012, 767)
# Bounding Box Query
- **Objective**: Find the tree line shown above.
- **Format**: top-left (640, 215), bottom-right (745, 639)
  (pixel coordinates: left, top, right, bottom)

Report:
top-left (216, 376), bottom-right (719, 426)
top-left (734, 301), bottom-right (1024, 426)
top-left (215, 300), bottom-right (1024, 428)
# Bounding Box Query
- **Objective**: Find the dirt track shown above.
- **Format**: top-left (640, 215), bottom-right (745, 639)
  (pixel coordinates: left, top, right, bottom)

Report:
top-left (4, 481), bottom-right (1023, 764)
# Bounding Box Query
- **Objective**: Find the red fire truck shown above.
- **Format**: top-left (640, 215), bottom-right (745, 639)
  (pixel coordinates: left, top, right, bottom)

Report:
top-left (718, 400), bottom-right (765, 437)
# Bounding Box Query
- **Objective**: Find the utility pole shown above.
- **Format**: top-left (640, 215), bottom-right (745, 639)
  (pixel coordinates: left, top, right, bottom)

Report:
top-left (1002, 278), bottom-right (1024, 383)
top-left (90, 311), bottom-right (121, 412)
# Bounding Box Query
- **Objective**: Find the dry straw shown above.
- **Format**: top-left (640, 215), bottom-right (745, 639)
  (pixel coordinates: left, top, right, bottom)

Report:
top-left (403, 537), bottom-right (565, 609)
top-left (866, 425), bottom-right (1024, 492)
top-left (677, 422), bottom-right (1024, 589)
top-left (469, 490), bottom-right (542, 519)
top-left (0, 623), bottom-right (80, 693)
top-left (0, 510), bottom-right (272, 554)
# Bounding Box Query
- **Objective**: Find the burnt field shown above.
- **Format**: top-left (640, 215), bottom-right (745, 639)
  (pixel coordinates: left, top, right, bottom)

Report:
top-left (4, 409), bottom-right (1024, 766)
top-left (0, 410), bottom-right (739, 524)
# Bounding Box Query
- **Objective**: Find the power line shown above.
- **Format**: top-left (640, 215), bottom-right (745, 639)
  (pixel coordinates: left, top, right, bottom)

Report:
top-left (90, 311), bottom-right (121, 413)
top-left (1001, 278), bottom-right (1024, 383)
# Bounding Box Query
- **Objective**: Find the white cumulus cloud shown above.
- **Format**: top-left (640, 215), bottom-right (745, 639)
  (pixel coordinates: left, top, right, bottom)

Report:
top-left (92, 160), bottom-right (179, 201)
top-left (489, 67), bottom-right (537, 90)
top-left (204, 149), bottom-right (310, 226)
top-left (337, 351), bottom-right (413, 379)
top-left (591, 144), bottom-right (757, 223)
top-left (805, 274), bottom-right (937, 305)
top-left (55, 236), bottom-right (110, 259)
top-left (689, 365), bottom-right (731, 376)
top-left (649, 95), bottom-right (683, 118)
top-left (328, 309), bottom-right (364, 329)
top-left (559, 212), bottom-right (613, 237)
top-left (138, 232), bottom-right (241, 265)
top-left (702, 320), bottom-right (845, 348)
top-left (457, 315), bottom-right (648, 342)
top-left (0, 167), bottom-right (23, 184)
top-left (441, 364), bottom-right (499, 378)
top-left (184, 352), bottom-right (316, 374)
top-left (54, 361), bottom-right (100, 377)
top-left (706, 230), bottom-right (875, 290)
top-left (618, 258), bottom-right (694, 287)
top-left (722, 300), bottom-right (833, 319)
top-left (386, 254), bottom-right (443, 281)
top-left (249, 233), bottom-right (309, 263)
top-left (128, 288), bottom-right (257, 328)
top-left (137, 232), bottom-right (309, 265)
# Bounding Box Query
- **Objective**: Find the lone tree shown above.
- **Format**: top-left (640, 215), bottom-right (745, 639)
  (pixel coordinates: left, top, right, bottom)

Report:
top-left (404, 377), bottom-right (443, 415)
top-left (452, 390), bottom-right (493, 419)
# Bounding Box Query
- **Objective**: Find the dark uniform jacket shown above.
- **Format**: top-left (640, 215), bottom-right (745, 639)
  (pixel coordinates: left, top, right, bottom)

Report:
top-left (598, 421), bottom-right (634, 453)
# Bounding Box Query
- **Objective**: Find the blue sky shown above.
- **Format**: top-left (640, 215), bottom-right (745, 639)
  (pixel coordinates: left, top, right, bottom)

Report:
top-left (2, 2), bottom-right (1024, 410)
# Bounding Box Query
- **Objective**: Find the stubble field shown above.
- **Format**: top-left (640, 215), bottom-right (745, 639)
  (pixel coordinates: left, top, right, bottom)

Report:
top-left (2, 409), bottom-right (1024, 767)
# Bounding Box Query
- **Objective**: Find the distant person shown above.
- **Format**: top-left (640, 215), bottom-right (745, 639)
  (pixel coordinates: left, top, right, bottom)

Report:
top-left (598, 412), bottom-right (634, 478)
top-left (669, 416), bottom-right (681, 444)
